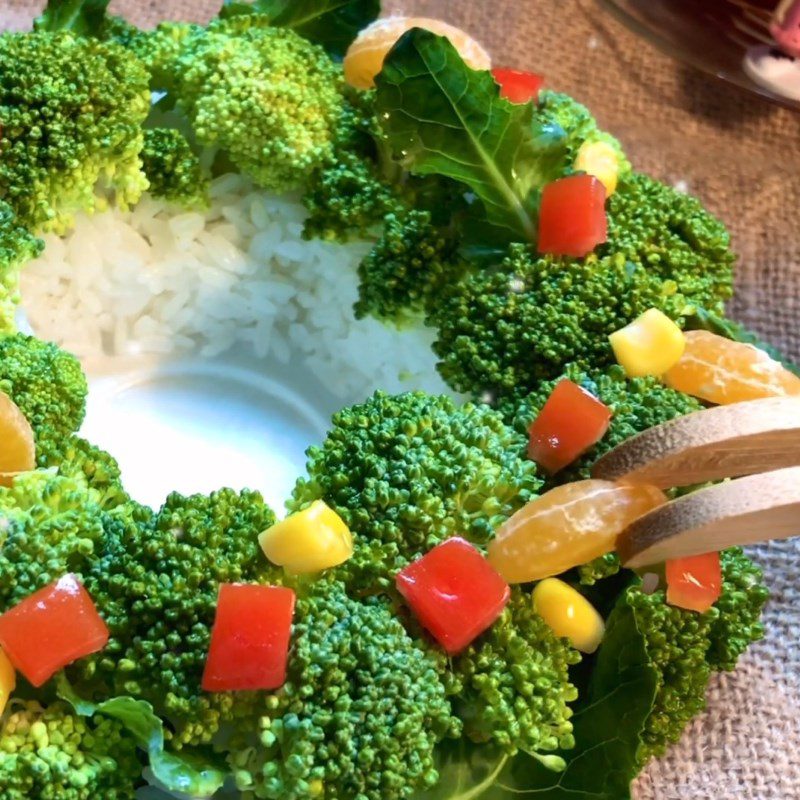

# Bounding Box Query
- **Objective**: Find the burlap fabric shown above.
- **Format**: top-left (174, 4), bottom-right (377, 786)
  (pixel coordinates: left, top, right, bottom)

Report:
top-left (4, 1), bottom-right (800, 797)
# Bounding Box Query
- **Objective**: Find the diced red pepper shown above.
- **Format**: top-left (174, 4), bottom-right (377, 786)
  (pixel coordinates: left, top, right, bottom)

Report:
top-left (492, 68), bottom-right (544, 104)
top-left (396, 537), bottom-right (510, 655)
top-left (202, 584), bottom-right (295, 692)
top-left (666, 552), bottom-right (722, 613)
top-left (527, 379), bottom-right (612, 473)
top-left (538, 175), bottom-right (607, 258)
top-left (0, 574), bottom-right (109, 687)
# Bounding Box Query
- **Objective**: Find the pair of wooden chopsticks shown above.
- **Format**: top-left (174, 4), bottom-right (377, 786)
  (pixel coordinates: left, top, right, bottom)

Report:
top-left (590, 396), bottom-right (800, 568)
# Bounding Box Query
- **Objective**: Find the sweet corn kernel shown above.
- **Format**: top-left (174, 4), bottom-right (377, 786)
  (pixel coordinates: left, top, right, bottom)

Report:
top-left (574, 140), bottom-right (620, 196)
top-left (0, 646), bottom-right (15, 717)
top-left (609, 308), bottom-right (686, 378)
top-left (259, 500), bottom-right (353, 574)
top-left (532, 578), bottom-right (605, 654)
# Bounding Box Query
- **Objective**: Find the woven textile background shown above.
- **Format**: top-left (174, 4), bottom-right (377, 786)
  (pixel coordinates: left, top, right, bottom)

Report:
top-left (4, 1), bottom-right (800, 798)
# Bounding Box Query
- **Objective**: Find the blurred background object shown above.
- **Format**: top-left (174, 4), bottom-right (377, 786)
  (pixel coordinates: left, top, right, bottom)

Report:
top-left (601, 0), bottom-right (800, 107)
top-left (4, 2), bottom-right (800, 798)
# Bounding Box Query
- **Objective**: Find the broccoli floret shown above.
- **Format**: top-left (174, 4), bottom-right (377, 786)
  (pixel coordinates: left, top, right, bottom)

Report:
top-left (623, 584), bottom-right (717, 765)
top-left (607, 173), bottom-right (734, 309)
top-left (0, 334), bottom-right (88, 443)
top-left (536, 90), bottom-right (630, 175)
top-left (289, 390), bottom-right (541, 592)
top-left (503, 364), bottom-right (703, 485)
top-left (583, 555), bottom-right (766, 766)
top-left (79, 489), bottom-right (279, 749)
top-left (0, 204), bottom-right (43, 333)
top-left (36, 435), bottom-right (130, 512)
top-left (708, 548), bottom-right (768, 671)
top-left (430, 172), bottom-right (734, 398)
top-left (228, 580), bottom-right (459, 800)
top-left (105, 19), bottom-right (199, 93)
top-left (577, 552), bottom-right (623, 586)
top-left (303, 92), bottom-right (401, 242)
top-left (303, 149), bottom-right (398, 242)
top-left (167, 15), bottom-right (344, 192)
top-left (445, 587), bottom-right (580, 755)
top-left (0, 700), bottom-right (141, 799)
top-left (140, 128), bottom-right (208, 207)
top-left (0, 471), bottom-right (108, 612)
top-left (354, 210), bottom-right (466, 324)
top-left (0, 31), bottom-right (151, 233)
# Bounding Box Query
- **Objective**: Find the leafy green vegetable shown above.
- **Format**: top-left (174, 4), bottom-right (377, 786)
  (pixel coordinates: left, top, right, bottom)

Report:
top-left (376, 29), bottom-right (562, 242)
top-left (56, 675), bottom-right (227, 797)
top-left (417, 595), bottom-right (658, 799)
top-left (220, 0), bottom-right (379, 56)
top-left (34, 0), bottom-right (110, 35)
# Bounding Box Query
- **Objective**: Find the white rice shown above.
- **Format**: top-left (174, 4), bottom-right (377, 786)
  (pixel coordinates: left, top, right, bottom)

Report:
top-left (21, 173), bottom-right (452, 404)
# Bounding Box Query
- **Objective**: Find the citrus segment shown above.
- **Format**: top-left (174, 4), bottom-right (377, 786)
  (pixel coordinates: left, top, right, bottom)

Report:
top-left (488, 480), bottom-right (667, 583)
top-left (344, 17), bottom-right (492, 90)
top-left (664, 330), bottom-right (800, 405)
top-left (0, 390), bottom-right (35, 475)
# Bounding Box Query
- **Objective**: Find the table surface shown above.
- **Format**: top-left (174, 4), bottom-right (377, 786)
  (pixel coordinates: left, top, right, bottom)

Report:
top-left (4, 1), bottom-right (800, 798)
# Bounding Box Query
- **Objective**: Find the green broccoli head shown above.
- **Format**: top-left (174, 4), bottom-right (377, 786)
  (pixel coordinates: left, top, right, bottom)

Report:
top-left (289, 390), bottom-right (542, 593)
top-left (708, 548), bottom-right (768, 671)
top-left (302, 92), bottom-right (401, 242)
top-left (354, 210), bottom-right (466, 325)
top-left (536, 90), bottom-right (630, 175)
top-left (36, 435), bottom-right (130, 512)
top-left (0, 334), bottom-right (88, 443)
top-left (303, 149), bottom-right (398, 243)
top-left (623, 584), bottom-right (717, 765)
top-left (0, 204), bottom-right (43, 333)
top-left (430, 172), bottom-right (735, 399)
top-left (140, 128), bottom-right (208, 207)
top-left (444, 587), bottom-right (580, 756)
top-left (0, 31), bottom-right (151, 233)
top-left (229, 580), bottom-right (459, 800)
top-left (503, 363), bottom-right (703, 485)
top-left (104, 18), bottom-right (200, 93)
top-left (80, 488), bottom-right (279, 749)
top-left (171, 15), bottom-right (344, 192)
top-left (0, 471), bottom-right (107, 612)
top-left (0, 700), bottom-right (141, 800)
top-left (576, 552), bottom-right (624, 586)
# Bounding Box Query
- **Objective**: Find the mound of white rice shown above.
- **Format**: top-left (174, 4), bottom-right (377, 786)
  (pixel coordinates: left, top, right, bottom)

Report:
top-left (21, 173), bottom-right (452, 404)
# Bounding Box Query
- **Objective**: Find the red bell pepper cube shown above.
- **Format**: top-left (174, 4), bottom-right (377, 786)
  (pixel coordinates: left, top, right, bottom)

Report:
top-left (527, 379), bottom-right (612, 473)
top-left (202, 584), bottom-right (295, 692)
top-left (666, 552), bottom-right (722, 613)
top-left (396, 537), bottom-right (510, 655)
top-left (538, 174), bottom-right (607, 258)
top-left (0, 574), bottom-right (109, 687)
top-left (492, 68), bottom-right (544, 104)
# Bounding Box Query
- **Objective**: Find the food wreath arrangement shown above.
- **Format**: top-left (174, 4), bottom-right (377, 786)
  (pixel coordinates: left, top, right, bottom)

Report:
top-left (0, 1), bottom-right (797, 798)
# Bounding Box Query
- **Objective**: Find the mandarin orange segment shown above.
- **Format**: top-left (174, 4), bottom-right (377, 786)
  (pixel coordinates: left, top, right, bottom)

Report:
top-left (664, 330), bottom-right (800, 405)
top-left (487, 480), bottom-right (667, 583)
top-left (0, 390), bottom-right (35, 476)
top-left (343, 17), bottom-right (492, 90)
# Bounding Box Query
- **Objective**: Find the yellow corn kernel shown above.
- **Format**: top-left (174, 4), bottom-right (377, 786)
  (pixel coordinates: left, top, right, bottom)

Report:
top-left (0, 646), bottom-right (15, 717)
top-left (609, 308), bottom-right (686, 378)
top-left (532, 578), bottom-right (605, 654)
top-left (574, 140), bottom-right (620, 197)
top-left (259, 500), bottom-right (353, 574)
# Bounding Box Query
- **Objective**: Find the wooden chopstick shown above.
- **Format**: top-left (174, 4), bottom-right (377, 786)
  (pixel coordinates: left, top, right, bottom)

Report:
top-left (589, 396), bottom-right (800, 565)
top-left (617, 466), bottom-right (800, 568)
top-left (591, 396), bottom-right (800, 488)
